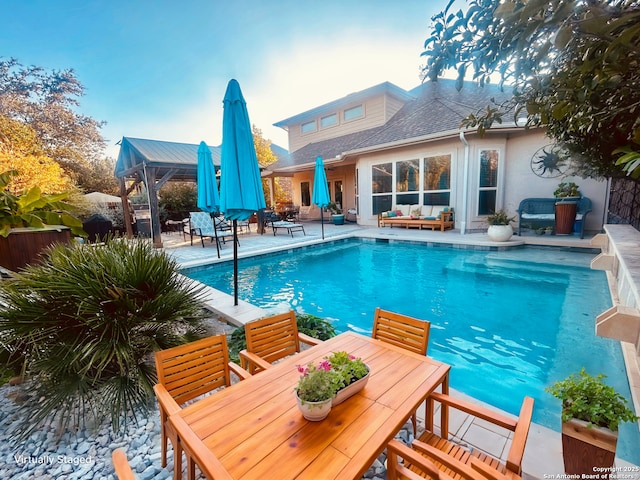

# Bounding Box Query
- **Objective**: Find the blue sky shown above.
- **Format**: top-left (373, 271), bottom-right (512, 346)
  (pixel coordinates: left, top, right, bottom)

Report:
top-left (2, 0), bottom-right (459, 159)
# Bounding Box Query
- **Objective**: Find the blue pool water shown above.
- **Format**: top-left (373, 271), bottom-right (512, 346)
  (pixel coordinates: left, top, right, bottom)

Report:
top-left (185, 239), bottom-right (640, 464)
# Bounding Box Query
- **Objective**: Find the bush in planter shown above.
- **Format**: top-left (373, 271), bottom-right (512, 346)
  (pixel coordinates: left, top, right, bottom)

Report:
top-left (486, 209), bottom-right (516, 225)
top-left (546, 369), bottom-right (638, 473)
top-left (0, 238), bottom-right (208, 441)
top-left (554, 181), bottom-right (581, 199)
top-left (326, 202), bottom-right (342, 215)
top-left (546, 368), bottom-right (638, 431)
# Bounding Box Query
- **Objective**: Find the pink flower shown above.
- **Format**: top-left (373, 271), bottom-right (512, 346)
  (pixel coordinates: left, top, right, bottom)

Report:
top-left (319, 360), bottom-right (332, 372)
top-left (297, 364), bottom-right (309, 376)
top-left (348, 355), bottom-right (356, 361)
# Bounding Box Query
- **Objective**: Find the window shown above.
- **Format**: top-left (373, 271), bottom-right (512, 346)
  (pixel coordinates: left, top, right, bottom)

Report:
top-left (301, 182), bottom-right (310, 206)
top-left (396, 159), bottom-right (420, 205)
top-left (343, 105), bottom-right (363, 121)
top-left (333, 180), bottom-right (343, 207)
top-left (423, 154), bottom-right (451, 205)
top-left (372, 162), bottom-right (392, 214)
top-left (320, 114), bottom-right (337, 128)
top-left (478, 149), bottom-right (499, 215)
top-left (301, 121), bottom-right (316, 134)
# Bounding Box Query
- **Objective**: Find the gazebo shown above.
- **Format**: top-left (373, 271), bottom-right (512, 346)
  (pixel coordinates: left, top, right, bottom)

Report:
top-left (114, 137), bottom-right (221, 247)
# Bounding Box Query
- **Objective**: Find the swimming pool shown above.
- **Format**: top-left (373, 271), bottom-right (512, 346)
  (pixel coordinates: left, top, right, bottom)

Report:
top-left (184, 238), bottom-right (640, 464)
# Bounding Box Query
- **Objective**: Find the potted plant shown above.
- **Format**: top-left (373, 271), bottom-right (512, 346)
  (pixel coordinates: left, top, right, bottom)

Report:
top-left (554, 181), bottom-right (581, 199)
top-left (0, 170), bottom-right (86, 271)
top-left (546, 369), bottom-right (639, 474)
top-left (553, 181), bottom-right (581, 234)
top-left (486, 209), bottom-right (516, 242)
top-left (295, 351), bottom-right (370, 420)
top-left (327, 202), bottom-right (345, 225)
top-left (295, 359), bottom-right (341, 421)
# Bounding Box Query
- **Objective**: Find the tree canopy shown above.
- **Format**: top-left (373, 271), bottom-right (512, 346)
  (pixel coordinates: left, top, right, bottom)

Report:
top-left (0, 58), bottom-right (117, 192)
top-left (421, 0), bottom-right (640, 178)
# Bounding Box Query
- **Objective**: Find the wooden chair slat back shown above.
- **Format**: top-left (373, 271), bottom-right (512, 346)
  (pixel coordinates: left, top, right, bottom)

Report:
top-left (245, 311), bottom-right (300, 364)
top-left (372, 307), bottom-right (430, 355)
top-left (155, 335), bottom-right (232, 406)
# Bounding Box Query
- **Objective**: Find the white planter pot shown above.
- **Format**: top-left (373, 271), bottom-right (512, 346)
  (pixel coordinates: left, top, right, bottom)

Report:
top-left (295, 393), bottom-right (332, 421)
top-left (487, 224), bottom-right (513, 242)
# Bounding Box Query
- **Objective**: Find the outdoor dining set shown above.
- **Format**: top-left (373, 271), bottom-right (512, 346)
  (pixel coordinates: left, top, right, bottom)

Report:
top-left (114, 308), bottom-right (534, 480)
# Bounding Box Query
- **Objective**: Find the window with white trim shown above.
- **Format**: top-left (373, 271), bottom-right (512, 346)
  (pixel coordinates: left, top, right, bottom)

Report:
top-left (301, 120), bottom-right (316, 134)
top-left (320, 113), bottom-right (337, 128)
top-left (478, 149), bottom-right (499, 215)
top-left (343, 105), bottom-right (363, 121)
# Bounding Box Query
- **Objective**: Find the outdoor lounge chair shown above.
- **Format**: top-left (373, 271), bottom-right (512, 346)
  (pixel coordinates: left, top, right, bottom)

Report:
top-left (372, 307), bottom-right (431, 435)
top-left (153, 335), bottom-right (251, 480)
top-left (239, 310), bottom-right (321, 374)
top-left (187, 211), bottom-right (237, 257)
top-left (271, 220), bottom-right (305, 237)
top-left (386, 393), bottom-right (534, 480)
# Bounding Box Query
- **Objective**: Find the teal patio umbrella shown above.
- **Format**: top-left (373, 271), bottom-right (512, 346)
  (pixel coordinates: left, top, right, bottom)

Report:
top-left (219, 79), bottom-right (266, 305)
top-left (312, 156), bottom-right (330, 239)
top-left (196, 141), bottom-right (221, 258)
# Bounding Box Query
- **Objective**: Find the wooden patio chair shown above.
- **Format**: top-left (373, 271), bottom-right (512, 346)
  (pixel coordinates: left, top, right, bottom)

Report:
top-left (112, 448), bottom-right (136, 480)
top-left (239, 310), bottom-right (321, 374)
top-left (372, 307), bottom-right (431, 434)
top-left (386, 393), bottom-right (534, 480)
top-left (154, 335), bottom-right (251, 480)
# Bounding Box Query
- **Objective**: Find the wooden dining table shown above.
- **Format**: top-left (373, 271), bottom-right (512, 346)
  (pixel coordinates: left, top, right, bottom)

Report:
top-left (169, 331), bottom-right (450, 480)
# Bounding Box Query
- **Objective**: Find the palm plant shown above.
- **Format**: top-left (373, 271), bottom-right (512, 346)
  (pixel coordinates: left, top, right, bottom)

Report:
top-left (0, 238), bottom-right (207, 441)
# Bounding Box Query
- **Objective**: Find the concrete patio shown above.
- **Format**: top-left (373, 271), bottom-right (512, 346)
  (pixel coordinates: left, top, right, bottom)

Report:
top-left (159, 221), bottom-right (639, 478)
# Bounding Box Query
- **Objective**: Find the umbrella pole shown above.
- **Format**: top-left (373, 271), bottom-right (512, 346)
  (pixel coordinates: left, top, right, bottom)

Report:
top-left (233, 219), bottom-right (238, 306)
top-left (321, 208), bottom-right (324, 240)
top-left (212, 214), bottom-right (221, 258)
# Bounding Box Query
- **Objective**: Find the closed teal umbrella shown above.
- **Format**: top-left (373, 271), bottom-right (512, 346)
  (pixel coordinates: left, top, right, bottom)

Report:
top-left (312, 156), bottom-right (330, 239)
top-left (219, 79), bottom-right (266, 305)
top-left (196, 141), bottom-right (221, 258)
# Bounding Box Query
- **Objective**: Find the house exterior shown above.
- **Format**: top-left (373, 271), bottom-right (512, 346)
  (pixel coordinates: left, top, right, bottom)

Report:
top-left (268, 80), bottom-right (608, 234)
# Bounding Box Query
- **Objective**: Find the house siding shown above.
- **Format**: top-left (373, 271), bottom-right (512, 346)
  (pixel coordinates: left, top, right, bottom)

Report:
top-left (287, 94), bottom-right (404, 153)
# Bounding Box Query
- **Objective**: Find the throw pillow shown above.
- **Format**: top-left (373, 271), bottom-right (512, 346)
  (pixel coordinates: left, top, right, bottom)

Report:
top-left (388, 211), bottom-right (397, 217)
top-left (411, 207), bottom-right (422, 217)
top-left (395, 210), bottom-right (403, 216)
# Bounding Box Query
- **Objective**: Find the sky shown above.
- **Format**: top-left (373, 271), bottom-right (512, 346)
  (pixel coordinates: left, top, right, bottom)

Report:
top-left (2, 0), bottom-right (462, 160)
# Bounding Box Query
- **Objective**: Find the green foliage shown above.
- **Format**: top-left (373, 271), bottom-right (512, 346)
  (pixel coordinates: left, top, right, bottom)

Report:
top-left (327, 351), bottom-right (369, 387)
top-left (327, 202), bottom-right (342, 215)
top-left (553, 182), bottom-right (581, 198)
top-left (0, 169), bottom-right (86, 237)
top-left (486, 209), bottom-right (515, 225)
top-left (296, 313), bottom-right (336, 341)
top-left (545, 368), bottom-right (639, 431)
top-left (422, 0), bottom-right (640, 178)
top-left (295, 359), bottom-right (341, 403)
top-left (0, 238), bottom-right (208, 440)
top-left (227, 313), bottom-right (336, 364)
top-left (159, 182), bottom-right (198, 221)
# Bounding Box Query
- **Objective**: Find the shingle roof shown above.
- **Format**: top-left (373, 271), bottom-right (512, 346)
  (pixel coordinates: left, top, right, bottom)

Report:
top-left (268, 79), bottom-right (513, 172)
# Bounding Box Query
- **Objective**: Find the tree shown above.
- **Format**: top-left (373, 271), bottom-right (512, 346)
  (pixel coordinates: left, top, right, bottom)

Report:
top-left (421, 0), bottom-right (640, 178)
top-left (0, 58), bottom-right (107, 183)
top-left (253, 125), bottom-right (291, 203)
top-left (0, 116), bottom-right (74, 194)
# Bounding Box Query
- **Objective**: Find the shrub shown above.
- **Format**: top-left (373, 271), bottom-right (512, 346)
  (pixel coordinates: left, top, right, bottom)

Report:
top-left (159, 182), bottom-right (198, 221)
top-left (0, 238), bottom-right (208, 440)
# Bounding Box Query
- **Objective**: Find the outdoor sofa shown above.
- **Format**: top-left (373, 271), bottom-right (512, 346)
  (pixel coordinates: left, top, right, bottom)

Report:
top-left (378, 204), bottom-right (454, 231)
top-left (516, 197), bottom-right (592, 238)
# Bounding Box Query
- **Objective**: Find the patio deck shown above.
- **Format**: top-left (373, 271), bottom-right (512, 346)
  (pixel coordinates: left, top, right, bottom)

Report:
top-left (161, 221), bottom-right (639, 478)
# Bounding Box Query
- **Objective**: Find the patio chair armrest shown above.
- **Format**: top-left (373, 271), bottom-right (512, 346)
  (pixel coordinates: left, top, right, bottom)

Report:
top-left (506, 396), bottom-right (534, 473)
top-left (239, 349), bottom-right (272, 374)
top-left (153, 383), bottom-right (181, 417)
top-left (429, 392), bottom-right (518, 431)
top-left (112, 449), bottom-right (136, 480)
top-left (386, 439), bottom-right (439, 479)
top-left (228, 361), bottom-right (252, 381)
top-left (298, 332), bottom-right (322, 346)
